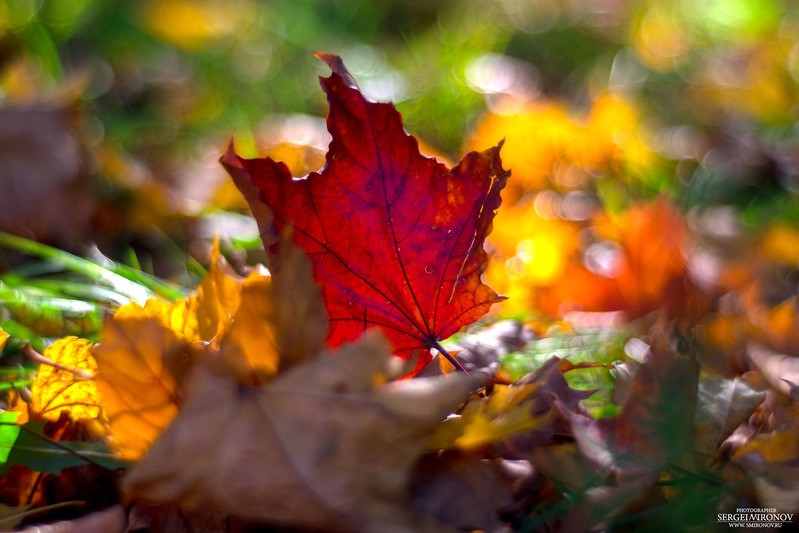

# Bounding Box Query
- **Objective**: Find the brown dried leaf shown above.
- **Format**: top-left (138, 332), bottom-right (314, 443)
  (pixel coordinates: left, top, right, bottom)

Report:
top-left (558, 336), bottom-right (699, 474)
top-left (126, 501), bottom-right (234, 533)
top-left (270, 238), bottom-right (328, 371)
top-left (124, 331), bottom-right (482, 532)
top-left (409, 452), bottom-right (514, 532)
top-left (747, 342), bottom-right (799, 397)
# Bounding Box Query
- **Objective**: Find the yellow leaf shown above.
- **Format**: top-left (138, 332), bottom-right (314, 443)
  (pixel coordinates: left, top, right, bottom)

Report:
top-left (93, 317), bottom-right (188, 460)
top-left (0, 327), bottom-right (8, 351)
top-left (220, 274), bottom-right (280, 381)
top-left (30, 337), bottom-right (100, 422)
top-left (220, 239), bottom-right (327, 381)
top-left (114, 297), bottom-right (200, 341)
top-left (113, 240), bottom-right (241, 344)
top-left (438, 353), bottom-right (458, 374)
top-left (426, 384), bottom-right (551, 451)
top-left (195, 243), bottom-right (242, 342)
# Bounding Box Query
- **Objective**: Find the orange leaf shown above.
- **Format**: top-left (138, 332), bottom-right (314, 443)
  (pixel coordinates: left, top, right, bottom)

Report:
top-left (114, 240), bottom-right (242, 344)
top-left (114, 297), bottom-right (200, 341)
top-left (93, 317), bottom-right (188, 460)
top-left (194, 243), bottom-right (242, 342)
top-left (219, 274), bottom-right (279, 381)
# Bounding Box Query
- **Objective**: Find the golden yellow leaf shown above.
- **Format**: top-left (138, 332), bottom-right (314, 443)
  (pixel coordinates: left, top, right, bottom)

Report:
top-left (30, 337), bottom-right (100, 422)
top-left (426, 383), bottom-right (552, 451)
top-left (115, 298), bottom-right (200, 341)
top-left (469, 99), bottom-right (577, 195)
top-left (0, 327), bottom-right (8, 351)
top-left (219, 274), bottom-right (279, 381)
top-left (220, 239), bottom-right (327, 381)
top-left (114, 240), bottom-right (241, 344)
top-left (194, 243), bottom-right (242, 342)
top-left (93, 317), bottom-right (189, 460)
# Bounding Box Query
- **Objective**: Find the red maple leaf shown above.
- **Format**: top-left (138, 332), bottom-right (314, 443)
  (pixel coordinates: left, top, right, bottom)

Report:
top-left (221, 53), bottom-right (508, 372)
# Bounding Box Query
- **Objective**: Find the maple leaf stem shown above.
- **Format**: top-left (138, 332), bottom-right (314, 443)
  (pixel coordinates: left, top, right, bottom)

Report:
top-left (22, 343), bottom-right (94, 380)
top-left (431, 341), bottom-right (467, 373)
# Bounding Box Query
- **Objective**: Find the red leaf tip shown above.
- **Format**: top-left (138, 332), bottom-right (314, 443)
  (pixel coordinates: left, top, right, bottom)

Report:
top-left (313, 52), bottom-right (358, 89)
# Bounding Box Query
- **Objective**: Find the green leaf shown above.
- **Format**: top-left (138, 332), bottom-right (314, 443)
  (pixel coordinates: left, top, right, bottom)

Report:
top-left (0, 231), bottom-right (188, 303)
top-left (0, 421), bottom-right (129, 476)
top-left (0, 413), bottom-right (21, 463)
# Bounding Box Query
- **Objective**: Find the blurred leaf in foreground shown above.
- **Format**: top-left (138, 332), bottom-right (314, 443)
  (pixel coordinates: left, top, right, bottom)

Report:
top-left (93, 318), bottom-right (187, 461)
top-left (533, 333), bottom-right (699, 530)
top-left (123, 238), bottom-right (484, 530)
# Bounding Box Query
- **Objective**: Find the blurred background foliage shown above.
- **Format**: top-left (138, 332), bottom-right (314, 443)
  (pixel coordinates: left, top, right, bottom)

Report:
top-left (0, 0), bottom-right (798, 362)
top-left (3, 2), bottom-right (799, 527)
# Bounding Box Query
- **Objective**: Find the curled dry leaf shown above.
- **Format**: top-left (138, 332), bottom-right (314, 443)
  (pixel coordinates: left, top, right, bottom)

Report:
top-left (269, 238), bottom-right (328, 371)
top-left (124, 331), bottom-right (483, 532)
top-left (693, 375), bottom-right (765, 458)
top-left (561, 337), bottom-right (699, 475)
top-left (528, 337), bottom-right (699, 531)
top-left (29, 337), bottom-right (100, 422)
top-left (222, 54), bottom-right (509, 373)
top-left (730, 344), bottom-right (799, 512)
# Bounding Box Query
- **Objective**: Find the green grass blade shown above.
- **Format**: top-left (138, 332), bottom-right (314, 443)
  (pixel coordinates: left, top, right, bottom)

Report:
top-left (0, 231), bottom-right (188, 302)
